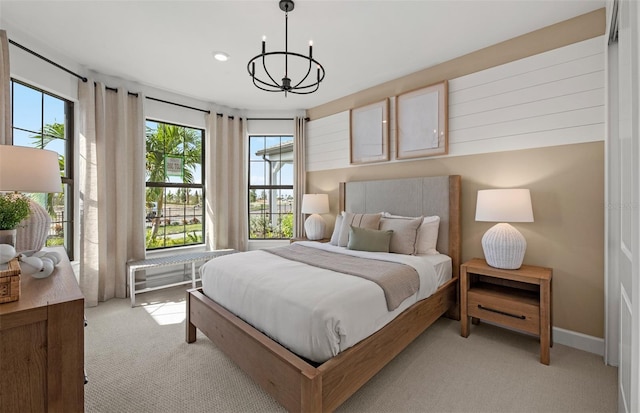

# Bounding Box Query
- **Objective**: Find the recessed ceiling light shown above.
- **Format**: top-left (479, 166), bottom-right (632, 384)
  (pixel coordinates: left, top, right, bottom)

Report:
top-left (213, 51), bottom-right (230, 62)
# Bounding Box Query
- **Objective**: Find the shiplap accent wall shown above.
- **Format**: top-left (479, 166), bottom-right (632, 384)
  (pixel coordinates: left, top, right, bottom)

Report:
top-left (307, 36), bottom-right (604, 172)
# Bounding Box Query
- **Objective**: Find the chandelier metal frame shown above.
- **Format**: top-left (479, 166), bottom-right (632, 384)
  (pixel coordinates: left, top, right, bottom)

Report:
top-left (247, 0), bottom-right (326, 96)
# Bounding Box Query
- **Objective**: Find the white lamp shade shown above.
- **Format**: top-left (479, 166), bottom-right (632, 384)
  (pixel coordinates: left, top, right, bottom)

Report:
top-left (475, 189), bottom-right (533, 223)
top-left (0, 145), bottom-right (62, 193)
top-left (301, 193), bottom-right (329, 214)
top-left (475, 188), bottom-right (533, 270)
top-left (0, 146), bottom-right (61, 252)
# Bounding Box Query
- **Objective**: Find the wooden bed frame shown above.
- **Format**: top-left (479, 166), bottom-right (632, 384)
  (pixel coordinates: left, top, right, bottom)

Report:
top-left (186, 175), bottom-right (461, 412)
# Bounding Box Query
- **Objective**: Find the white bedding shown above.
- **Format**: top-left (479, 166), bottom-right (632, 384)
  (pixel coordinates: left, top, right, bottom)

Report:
top-left (200, 241), bottom-right (452, 363)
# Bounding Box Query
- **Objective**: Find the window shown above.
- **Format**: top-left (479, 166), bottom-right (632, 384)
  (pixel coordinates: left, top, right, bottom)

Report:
top-left (145, 120), bottom-right (204, 250)
top-left (248, 135), bottom-right (294, 239)
top-left (11, 79), bottom-right (74, 259)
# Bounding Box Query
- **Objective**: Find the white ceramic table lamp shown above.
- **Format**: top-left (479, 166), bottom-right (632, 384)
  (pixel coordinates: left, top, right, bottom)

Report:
top-left (301, 193), bottom-right (329, 240)
top-left (475, 188), bottom-right (534, 270)
top-left (0, 145), bottom-right (62, 251)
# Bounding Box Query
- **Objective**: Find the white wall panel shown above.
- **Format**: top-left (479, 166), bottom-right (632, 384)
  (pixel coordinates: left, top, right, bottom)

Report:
top-left (448, 36), bottom-right (604, 156)
top-left (450, 124), bottom-right (604, 154)
top-left (450, 37), bottom-right (604, 91)
top-left (306, 111), bottom-right (350, 171)
top-left (451, 106), bottom-right (604, 143)
top-left (306, 36), bottom-right (605, 172)
top-left (449, 72), bottom-right (603, 118)
top-left (451, 89), bottom-right (604, 131)
top-left (449, 54), bottom-right (603, 105)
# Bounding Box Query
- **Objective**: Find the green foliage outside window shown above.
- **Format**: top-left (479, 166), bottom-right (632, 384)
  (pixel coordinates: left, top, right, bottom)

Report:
top-left (145, 121), bottom-right (204, 249)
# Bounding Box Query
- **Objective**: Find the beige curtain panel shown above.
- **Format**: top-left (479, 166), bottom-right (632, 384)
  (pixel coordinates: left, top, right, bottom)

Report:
top-left (78, 80), bottom-right (146, 307)
top-left (294, 117), bottom-right (306, 238)
top-left (205, 112), bottom-right (248, 252)
top-left (0, 30), bottom-right (12, 145)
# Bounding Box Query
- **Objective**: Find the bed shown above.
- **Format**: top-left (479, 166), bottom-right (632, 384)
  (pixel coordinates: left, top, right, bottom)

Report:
top-left (186, 175), bottom-right (461, 412)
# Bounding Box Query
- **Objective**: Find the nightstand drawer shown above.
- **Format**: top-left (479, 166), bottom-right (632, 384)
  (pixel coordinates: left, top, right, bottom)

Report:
top-left (467, 284), bottom-right (540, 335)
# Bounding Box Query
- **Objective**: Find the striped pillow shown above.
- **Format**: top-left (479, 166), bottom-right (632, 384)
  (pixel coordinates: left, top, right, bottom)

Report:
top-left (338, 212), bottom-right (382, 247)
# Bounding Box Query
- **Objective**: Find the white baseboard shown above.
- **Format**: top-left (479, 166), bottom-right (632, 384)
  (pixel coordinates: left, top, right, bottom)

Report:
top-left (553, 326), bottom-right (605, 356)
top-left (482, 320), bottom-right (604, 356)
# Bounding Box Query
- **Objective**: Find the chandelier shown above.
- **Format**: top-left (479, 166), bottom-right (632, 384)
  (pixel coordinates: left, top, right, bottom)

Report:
top-left (247, 0), bottom-right (326, 96)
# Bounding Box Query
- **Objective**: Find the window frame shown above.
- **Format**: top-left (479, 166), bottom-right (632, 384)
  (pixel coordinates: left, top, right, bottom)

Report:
top-left (145, 119), bottom-right (205, 250)
top-left (248, 134), bottom-right (294, 240)
top-left (10, 79), bottom-right (75, 259)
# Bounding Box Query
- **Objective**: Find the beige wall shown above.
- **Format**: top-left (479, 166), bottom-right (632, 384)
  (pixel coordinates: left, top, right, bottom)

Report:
top-left (307, 142), bottom-right (604, 338)
top-left (304, 9), bottom-right (607, 339)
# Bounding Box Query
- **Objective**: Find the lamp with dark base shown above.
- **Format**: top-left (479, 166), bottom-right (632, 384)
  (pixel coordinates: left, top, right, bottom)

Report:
top-left (475, 188), bottom-right (534, 270)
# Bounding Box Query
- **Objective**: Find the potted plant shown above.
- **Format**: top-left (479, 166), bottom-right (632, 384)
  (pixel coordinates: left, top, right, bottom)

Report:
top-left (0, 193), bottom-right (31, 246)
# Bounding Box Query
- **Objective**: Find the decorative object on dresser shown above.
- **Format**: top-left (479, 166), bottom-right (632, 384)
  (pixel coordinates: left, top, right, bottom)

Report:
top-left (0, 145), bottom-right (62, 252)
top-left (18, 248), bottom-right (62, 278)
top-left (0, 243), bottom-right (64, 303)
top-left (301, 193), bottom-right (329, 240)
top-left (0, 193), bottom-right (30, 246)
top-left (460, 258), bottom-right (552, 365)
top-left (475, 188), bottom-right (534, 270)
top-left (0, 244), bottom-right (20, 303)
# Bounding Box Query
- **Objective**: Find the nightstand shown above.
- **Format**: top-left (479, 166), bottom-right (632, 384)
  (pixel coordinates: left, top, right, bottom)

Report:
top-left (460, 258), bottom-right (553, 365)
top-left (290, 237), bottom-right (331, 243)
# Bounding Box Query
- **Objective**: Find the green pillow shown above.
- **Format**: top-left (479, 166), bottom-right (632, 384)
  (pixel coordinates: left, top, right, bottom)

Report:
top-left (347, 225), bottom-right (393, 253)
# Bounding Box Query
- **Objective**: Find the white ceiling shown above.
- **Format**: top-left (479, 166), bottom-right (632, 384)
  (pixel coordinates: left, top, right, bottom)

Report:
top-left (0, 0), bottom-right (605, 113)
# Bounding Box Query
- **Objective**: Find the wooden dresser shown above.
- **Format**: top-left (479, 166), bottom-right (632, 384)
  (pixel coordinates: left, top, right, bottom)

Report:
top-left (0, 248), bottom-right (84, 412)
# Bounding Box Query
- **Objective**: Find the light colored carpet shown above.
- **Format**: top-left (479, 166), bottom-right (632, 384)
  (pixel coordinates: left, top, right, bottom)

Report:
top-left (85, 286), bottom-right (617, 413)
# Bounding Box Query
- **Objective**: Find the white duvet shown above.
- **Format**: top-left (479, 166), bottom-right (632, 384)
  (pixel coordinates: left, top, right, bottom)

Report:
top-left (200, 241), bottom-right (451, 363)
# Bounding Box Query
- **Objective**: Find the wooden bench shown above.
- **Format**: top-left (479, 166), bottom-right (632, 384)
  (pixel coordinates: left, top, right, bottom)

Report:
top-left (127, 249), bottom-right (236, 307)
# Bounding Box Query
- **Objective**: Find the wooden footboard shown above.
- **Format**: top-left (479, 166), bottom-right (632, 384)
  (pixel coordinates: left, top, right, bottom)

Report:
top-left (187, 288), bottom-right (322, 411)
top-left (186, 276), bottom-right (457, 412)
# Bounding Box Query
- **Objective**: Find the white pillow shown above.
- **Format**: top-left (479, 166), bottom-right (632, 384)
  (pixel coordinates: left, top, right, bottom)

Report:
top-left (379, 216), bottom-right (423, 255)
top-left (329, 213), bottom-right (343, 245)
top-left (382, 213), bottom-right (440, 255)
top-left (416, 216), bottom-right (440, 255)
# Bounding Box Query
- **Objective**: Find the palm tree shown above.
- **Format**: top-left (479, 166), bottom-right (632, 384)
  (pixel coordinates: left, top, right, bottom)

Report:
top-left (30, 123), bottom-right (65, 217)
top-left (146, 123), bottom-right (201, 244)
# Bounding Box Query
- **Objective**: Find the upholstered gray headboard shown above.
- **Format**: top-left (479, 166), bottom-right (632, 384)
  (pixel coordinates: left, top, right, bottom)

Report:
top-left (339, 175), bottom-right (461, 277)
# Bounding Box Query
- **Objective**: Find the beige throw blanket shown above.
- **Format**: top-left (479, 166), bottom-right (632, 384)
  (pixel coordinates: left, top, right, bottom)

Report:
top-left (264, 244), bottom-right (420, 311)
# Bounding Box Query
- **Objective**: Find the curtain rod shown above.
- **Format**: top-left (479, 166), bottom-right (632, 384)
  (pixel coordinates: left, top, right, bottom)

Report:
top-left (146, 96), bottom-right (210, 114)
top-left (9, 39), bottom-right (307, 121)
top-left (247, 117), bottom-right (293, 121)
top-left (101, 85), bottom-right (212, 114)
top-left (9, 38), bottom-right (212, 116)
top-left (247, 117), bottom-right (310, 121)
top-left (9, 39), bottom-right (88, 82)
